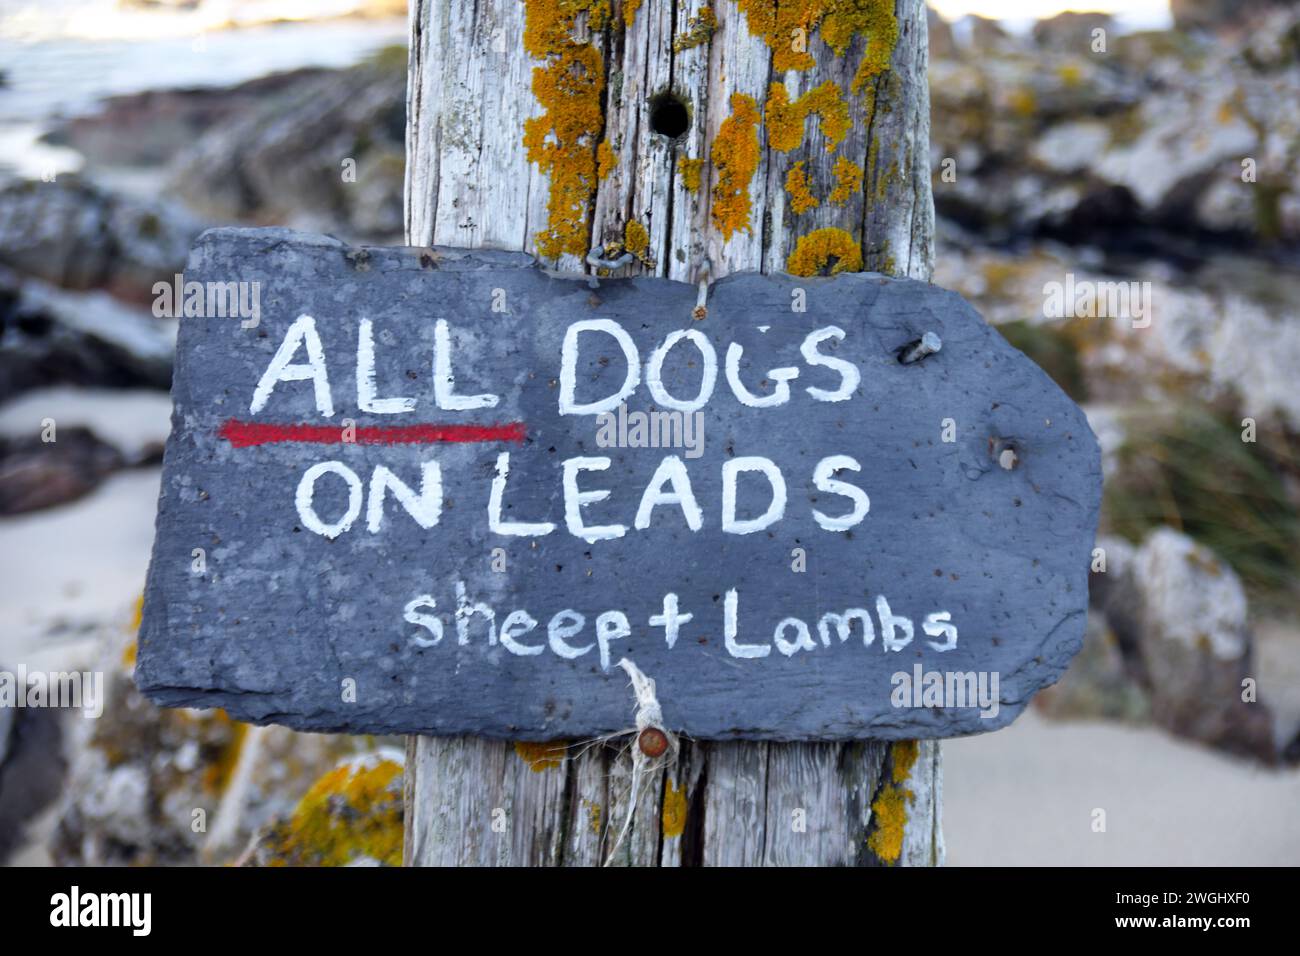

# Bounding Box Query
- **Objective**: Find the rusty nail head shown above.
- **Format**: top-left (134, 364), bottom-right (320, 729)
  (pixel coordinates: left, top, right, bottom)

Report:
top-left (638, 727), bottom-right (669, 758)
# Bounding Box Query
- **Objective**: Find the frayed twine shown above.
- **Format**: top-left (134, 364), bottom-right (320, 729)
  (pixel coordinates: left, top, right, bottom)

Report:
top-left (603, 657), bottom-right (678, 867)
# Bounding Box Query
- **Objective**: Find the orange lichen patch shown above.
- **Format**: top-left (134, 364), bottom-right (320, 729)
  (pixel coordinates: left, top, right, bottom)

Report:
top-left (827, 154), bottom-right (863, 205)
top-left (257, 756), bottom-right (404, 867)
top-left (588, 799), bottom-right (603, 834)
top-left (891, 739), bottom-right (919, 784)
top-left (623, 218), bottom-right (655, 267)
top-left (866, 779), bottom-right (912, 864)
top-left (825, 0), bottom-right (898, 94)
top-left (865, 740), bottom-right (921, 863)
top-left (766, 81), bottom-right (849, 153)
top-left (623, 0), bottom-right (642, 27)
top-left (786, 226), bottom-right (862, 275)
top-left (678, 156), bottom-right (705, 192)
top-left (522, 0), bottom-right (612, 259)
top-left (662, 779), bottom-right (688, 838)
top-left (785, 161), bottom-right (819, 213)
top-left (710, 93), bottom-right (761, 239)
top-left (736, 0), bottom-right (820, 71)
top-left (624, 219), bottom-right (650, 257)
top-left (736, 0), bottom-right (897, 91)
top-left (597, 140), bottom-right (617, 180)
top-left (514, 740), bottom-right (568, 771)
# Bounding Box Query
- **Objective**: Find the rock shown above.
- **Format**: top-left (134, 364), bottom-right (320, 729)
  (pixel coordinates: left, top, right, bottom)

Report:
top-left (0, 687), bottom-right (66, 863)
top-left (1171, 0), bottom-right (1298, 32)
top-left (52, 604), bottom-right (383, 866)
top-left (0, 426), bottom-right (126, 515)
top-left (240, 751), bottom-right (404, 867)
top-left (1032, 11), bottom-right (1114, 52)
top-left (0, 269), bottom-right (174, 403)
top-left (42, 70), bottom-right (335, 171)
top-left (0, 177), bottom-right (205, 302)
top-left (167, 51), bottom-right (406, 242)
top-left (930, 9), bottom-right (1300, 246)
top-left (927, 7), bottom-right (955, 59)
top-left (1034, 610), bottom-right (1150, 723)
top-left (1090, 530), bottom-right (1277, 761)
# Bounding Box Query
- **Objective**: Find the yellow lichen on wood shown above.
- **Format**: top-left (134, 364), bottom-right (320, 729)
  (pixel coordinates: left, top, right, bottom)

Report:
top-left (673, 6), bottom-right (716, 51)
top-left (891, 739), bottom-right (919, 784)
top-left (824, 0), bottom-right (899, 94)
top-left (514, 740), bottom-right (567, 771)
top-left (678, 155), bottom-right (705, 192)
top-left (736, 0), bottom-right (898, 91)
top-left (623, 218), bottom-right (655, 267)
top-left (785, 161), bottom-right (819, 213)
top-left (766, 81), bottom-right (849, 153)
top-left (710, 93), bottom-right (761, 240)
top-left (662, 779), bottom-right (688, 838)
top-left (624, 219), bottom-right (650, 257)
top-left (866, 780), bottom-right (912, 864)
top-left (736, 0), bottom-right (820, 71)
top-left (623, 0), bottom-right (642, 27)
top-left (786, 226), bottom-right (862, 275)
top-left (597, 140), bottom-right (617, 180)
top-left (865, 741), bottom-right (921, 864)
top-left (521, 0), bottom-right (612, 260)
top-left (827, 155), bottom-right (863, 205)
top-left (256, 756), bottom-right (404, 867)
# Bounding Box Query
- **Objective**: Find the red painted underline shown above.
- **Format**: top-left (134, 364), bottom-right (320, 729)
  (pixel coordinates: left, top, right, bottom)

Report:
top-left (219, 418), bottom-right (527, 448)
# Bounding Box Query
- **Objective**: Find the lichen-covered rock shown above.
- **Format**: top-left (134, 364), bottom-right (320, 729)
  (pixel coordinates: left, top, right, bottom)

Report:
top-left (930, 8), bottom-right (1300, 245)
top-left (1089, 530), bottom-right (1277, 761)
top-left (240, 751), bottom-right (404, 867)
top-left (52, 605), bottom-right (379, 865)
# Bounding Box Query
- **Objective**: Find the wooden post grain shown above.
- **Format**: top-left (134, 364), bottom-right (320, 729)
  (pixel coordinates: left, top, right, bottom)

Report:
top-left (403, 0), bottom-right (941, 866)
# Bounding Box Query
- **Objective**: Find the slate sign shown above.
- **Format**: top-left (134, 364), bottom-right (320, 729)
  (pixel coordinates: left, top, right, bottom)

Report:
top-left (137, 227), bottom-right (1102, 741)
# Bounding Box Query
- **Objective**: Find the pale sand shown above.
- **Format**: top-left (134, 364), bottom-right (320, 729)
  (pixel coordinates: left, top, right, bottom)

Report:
top-left (944, 710), bottom-right (1300, 865)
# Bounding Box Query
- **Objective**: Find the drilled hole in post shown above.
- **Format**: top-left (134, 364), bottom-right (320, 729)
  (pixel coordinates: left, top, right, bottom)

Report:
top-left (648, 91), bottom-right (690, 139)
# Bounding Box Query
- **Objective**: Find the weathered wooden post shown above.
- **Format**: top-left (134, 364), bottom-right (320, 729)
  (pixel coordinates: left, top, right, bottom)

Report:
top-left (402, 0), bottom-right (941, 866)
